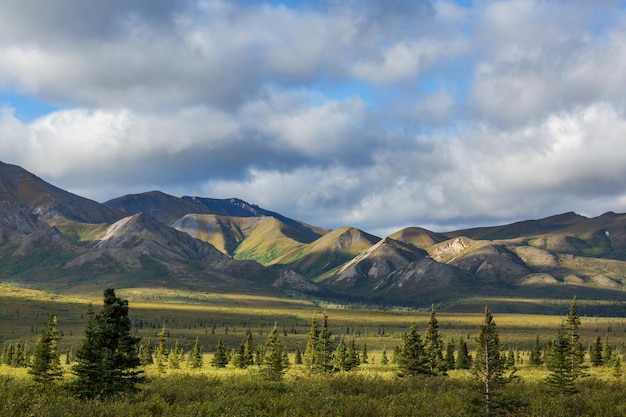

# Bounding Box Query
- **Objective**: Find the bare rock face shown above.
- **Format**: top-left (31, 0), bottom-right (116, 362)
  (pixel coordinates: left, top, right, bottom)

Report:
top-left (431, 237), bottom-right (472, 262)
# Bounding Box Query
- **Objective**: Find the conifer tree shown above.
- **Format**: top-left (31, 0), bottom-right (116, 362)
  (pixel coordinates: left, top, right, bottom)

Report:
top-left (424, 305), bottom-right (446, 375)
top-left (380, 346), bottom-right (389, 366)
top-left (168, 340), bottom-right (183, 369)
top-left (360, 343), bottom-right (369, 364)
top-left (29, 314), bottom-right (63, 386)
top-left (398, 322), bottom-right (430, 377)
top-left (612, 355), bottom-right (622, 379)
top-left (545, 324), bottom-right (578, 394)
top-left (456, 338), bottom-right (471, 370)
top-left (262, 323), bottom-right (288, 381)
top-left (315, 314), bottom-right (334, 373)
top-left (187, 337), bottom-right (203, 369)
top-left (603, 335), bottom-right (613, 365)
top-left (294, 347), bottom-right (302, 365)
top-left (333, 336), bottom-right (347, 371)
top-left (343, 338), bottom-right (360, 371)
top-left (138, 342), bottom-right (154, 366)
top-left (565, 297), bottom-right (585, 375)
top-left (590, 336), bottom-right (603, 367)
top-left (444, 340), bottom-right (455, 371)
top-left (72, 289), bottom-right (144, 398)
top-left (471, 306), bottom-right (516, 417)
top-left (529, 335), bottom-right (543, 367)
top-left (154, 326), bottom-right (168, 373)
top-left (302, 316), bottom-right (319, 371)
top-left (243, 331), bottom-right (254, 367)
top-left (211, 338), bottom-right (228, 368)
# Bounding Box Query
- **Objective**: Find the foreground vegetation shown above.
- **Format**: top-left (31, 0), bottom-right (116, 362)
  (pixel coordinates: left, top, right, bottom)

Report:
top-left (4, 286), bottom-right (626, 415)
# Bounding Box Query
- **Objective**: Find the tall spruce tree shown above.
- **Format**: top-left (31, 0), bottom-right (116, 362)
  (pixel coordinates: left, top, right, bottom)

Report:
top-left (262, 323), bottom-right (288, 381)
top-left (529, 335), bottom-right (543, 367)
top-left (29, 314), bottom-right (63, 386)
top-left (545, 324), bottom-right (578, 394)
top-left (71, 289), bottom-right (144, 398)
top-left (471, 306), bottom-right (516, 417)
top-left (211, 338), bottom-right (228, 368)
top-left (398, 322), bottom-right (430, 377)
top-left (315, 314), bottom-right (334, 373)
top-left (302, 316), bottom-right (319, 371)
top-left (343, 338), bottom-right (360, 371)
top-left (444, 340), bottom-right (456, 371)
top-left (424, 306), bottom-right (446, 375)
top-left (187, 337), bottom-right (203, 370)
top-left (333, 336), bottom-right (347, 371)
top-left (565, 297), bottom-right (585, 376)
top-left (456, 338), bottom-right (471, 370)
top-left (590, 336), bottom-right (603, 367)
top-left (154, 325), bottom-right (168, 373)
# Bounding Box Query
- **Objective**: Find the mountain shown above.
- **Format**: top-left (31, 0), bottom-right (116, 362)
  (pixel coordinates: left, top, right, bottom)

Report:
top-left (105, 191), bottom-right (329, 240)
top-left (0, 161), bottom-right (124, 225)
top-left (2, 160), bottom-right (626, 308)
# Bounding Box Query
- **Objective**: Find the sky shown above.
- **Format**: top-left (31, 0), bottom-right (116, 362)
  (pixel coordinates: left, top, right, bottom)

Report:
top-left (2, 0), bottom-right (626, 236)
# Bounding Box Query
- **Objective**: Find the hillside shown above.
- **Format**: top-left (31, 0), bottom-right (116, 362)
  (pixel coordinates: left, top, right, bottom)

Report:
top-left (2, 160), bottom-right (626, 308)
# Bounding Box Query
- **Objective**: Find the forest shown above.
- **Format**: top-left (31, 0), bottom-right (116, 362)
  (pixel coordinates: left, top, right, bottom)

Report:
top-left (2, 290), bottom-right (626, 416)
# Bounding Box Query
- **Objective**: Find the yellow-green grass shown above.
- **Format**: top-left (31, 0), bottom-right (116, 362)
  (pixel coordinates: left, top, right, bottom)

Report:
top-left (3, 285), bottom-right (626, 358)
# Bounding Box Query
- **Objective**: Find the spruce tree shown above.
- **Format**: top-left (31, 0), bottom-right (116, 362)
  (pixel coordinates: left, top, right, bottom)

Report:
top-left (590, 336), bottom-right (603, 367)
top-left (262, 323), bottom-right (287, 381)
top-left (545, 324), bottom-right (578, 394)
top-left (71, 289), bottom-right (144, 398)
top-left (333, 336), bottom-right (347, 371)
top-left (444, 340), bottom-right (455, 371)
top-left (188, 337), bottom-right (203, 370)
top-left (154, 326), bottom-right (168, 373)
top-left (397, 322), bottom-right (430, 377)
top-left (360, 343), bottom-right (369, 365)
top-left (380, 346), bottom-right (389, 366)
top-left (456, 338), bottom-right (471, 370)
top-left (529, 335), bottom-right (543, 367)
top-left (315, 314), bottom-right (334, 373)
top-left (471, 306), bottom-right (516, 417)
top-left (294, 347), bottom-right (302, 365)
top-left (603, 335), bottom-right (613, 365)
top-left (565, 297), bottom-right (585, 375)
top-left (343, 338), bottom-right (360, 371)
top-left (29, 314), bottom-right (63, 386)
top-left (302, 316), bottom-right (319, 371)
top-left (211, 338), bottom-right (228, 368)
top-left (424, 305), bottom-right (446, 375)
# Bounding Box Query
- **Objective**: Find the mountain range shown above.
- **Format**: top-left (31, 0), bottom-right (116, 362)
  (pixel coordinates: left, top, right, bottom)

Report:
top-left (2, 160), bottom-right (626, 308)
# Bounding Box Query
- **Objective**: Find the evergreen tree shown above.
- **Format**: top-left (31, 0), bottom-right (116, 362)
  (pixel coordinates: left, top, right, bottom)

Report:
top-left (262, 323), bottom-right (287, 381)
top-left (456, 338), bottom-right (471, 370)
top-left (211, 338), bottom-right (228, 368)
top-left (603, 335), bottom-right (613, 365)
top-left (360, 343), bottom-right (369, 364)
top-left (315, 314), bottom-right (334, 373)
top-left (424, 305), bottom-right (446, 375)
top-left (545, 324), bottom-right (578, 394)
top-left (187, 337), bottom-right (203, 370)
top-left (590, 336), bottom-right (603, 367)
top-left (154, 326), bottom-right (168, 373)
top-left (138, 342), bottom-right (154, 366)
top-left (397, 322), bottom-right (430, 377)
top-left (302, 316), bottom-right (319, 371)
top-left (380, 346), bottom-right (389, 366)
top-left (343, 338), bottom-right (360, 371)
top-left (29, 314), bottom-right (63, 386)
top-left (333, 336), bottom-right (347, 371)
top-left (71, 289), bottom-right (144, 398)
top-left (168, 340), bottom-right (183, 369)
top-left (243, 331), bottom-right (254, 367)
top-left (471, 306), bottom-right (516, 417)
top-left (565, 297), bottom-right (585, 375)
top-left (612, 355), bottom-right (622, 379)
top-left (444, 340), bottom-right (455, 371)
top-left (529, 335), bottom-right (543, 367)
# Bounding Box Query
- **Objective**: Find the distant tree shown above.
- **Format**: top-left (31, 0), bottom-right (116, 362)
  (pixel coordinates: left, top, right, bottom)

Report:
top-left (211, 339), bottom-right (228, 368)
top-left (360, 343), bottom-right (369, 365)
top-left (29, 314), bottom-right (63, 386)
top-left (590, 337), bottom-right (603, 367)
top-left (565, 297), bottom-right (585, 375)
top-left (456, 338), bottom-right (472, 370)
top-left (343, 338), bottom-right (360, 371)
top-left (154, 326), bottom-right (168, 373)
top-left (316, 314), bottom-right (334, 373)
top-left (424, 305), bottom-right (446, 375)
top-left (380, 346), bottom-right (389, 366)
top-left (71, 289), bottom-right (144, 398)
top-left (302, 316), bottom-right (319, 371)
top-left (138, 342), bottom-right (154, 366)
top-left (243, 331), bottom-right (254, 367)
top-left (187, 337), bottom-right (203, 370)
top-left (333, 336), bottom-right (347, 371)
top-left (397, 322), bottom-right (430, 377)
top-left (603, 335), bottom-right (613, 365)
top-left (471, 306), bottom-right (517, 417)
top-left (262, 323), bottom-right (288, 381)
top-left (444, 340), bottom-right (455, 371)
top-left (612, 355), bottom-right (622, 379)
top-left (529, 336), bottom-right (543, 367)
top-left (168, 340), bottom-right (183, 369)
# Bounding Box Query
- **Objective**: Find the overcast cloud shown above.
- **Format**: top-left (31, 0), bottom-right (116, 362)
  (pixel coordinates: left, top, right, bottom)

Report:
top-left (1, 0), bottom-right (626, 236)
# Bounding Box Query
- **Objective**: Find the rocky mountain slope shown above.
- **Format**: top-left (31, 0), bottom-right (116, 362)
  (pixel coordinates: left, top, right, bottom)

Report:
top-left (2, 160), bottom-right (626, 307)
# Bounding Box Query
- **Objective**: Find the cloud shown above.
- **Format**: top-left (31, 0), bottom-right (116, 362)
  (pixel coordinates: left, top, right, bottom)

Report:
top-left (2, 0), bottom-right (626, 235)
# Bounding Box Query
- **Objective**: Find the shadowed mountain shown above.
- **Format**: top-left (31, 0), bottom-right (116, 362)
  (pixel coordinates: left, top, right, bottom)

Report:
top-left (104, 191), bottom-right (329, 240)
top-left (0, 161), bottom-right (124, 225)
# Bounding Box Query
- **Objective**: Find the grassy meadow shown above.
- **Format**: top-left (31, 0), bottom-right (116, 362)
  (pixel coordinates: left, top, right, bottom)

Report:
top-left (3, 285), bottom-right (626, 415)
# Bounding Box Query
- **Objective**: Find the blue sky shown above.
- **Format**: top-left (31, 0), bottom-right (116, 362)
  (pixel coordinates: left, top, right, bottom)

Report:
top-left (1, 0), bottom-right (626, 236)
